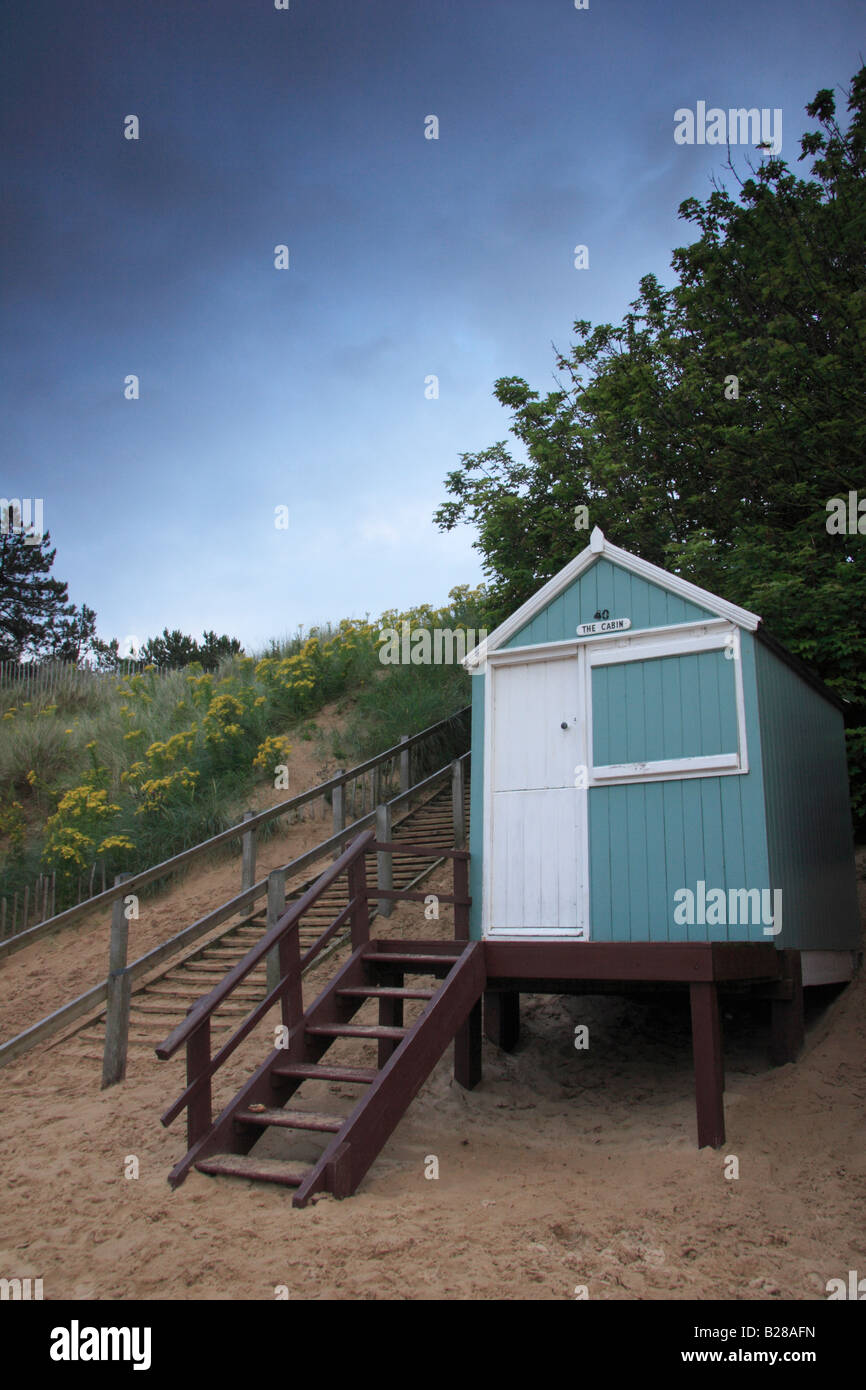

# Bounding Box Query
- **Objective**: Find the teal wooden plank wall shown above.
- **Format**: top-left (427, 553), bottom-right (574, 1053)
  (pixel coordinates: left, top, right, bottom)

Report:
top-left (588, 631), bottom-right (771, 942)
top-left (504, 557), bottom-right (713, 648)
top-left (592, 649), bottom-right (739, 766)
top-left (754, 639), bottom-right (860, 951)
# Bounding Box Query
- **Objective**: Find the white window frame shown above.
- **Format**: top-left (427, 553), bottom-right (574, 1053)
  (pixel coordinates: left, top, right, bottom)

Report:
top-left (582, 619), bottom-right (749, 785)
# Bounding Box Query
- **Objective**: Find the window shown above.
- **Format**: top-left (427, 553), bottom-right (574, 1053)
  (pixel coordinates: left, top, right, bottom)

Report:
top-left (585, 624), bottom-right (747, 784)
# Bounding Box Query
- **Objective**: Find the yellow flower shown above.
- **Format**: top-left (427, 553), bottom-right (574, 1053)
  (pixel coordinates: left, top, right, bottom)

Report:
top-left (97, 834), bottom-right (136, 855)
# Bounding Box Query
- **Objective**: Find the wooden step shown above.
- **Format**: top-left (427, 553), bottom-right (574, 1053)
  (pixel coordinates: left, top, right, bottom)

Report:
top-left (132, 1002), bottom-right (251, 1017)
top-left (235, 1107), bottom-right (344, 1133)
top-left (337, 986), bottom-right (435, 1001)
top-left (305, 1022), bottom-right (408, 1041)
top-left (196, 1153), bottom-right (312, 1187)
top-left (179, 965), bottom-right (266, 977)
top-left (271, 1060), bottom-right (379, 1084)
top-left (144, 985), bottom-right (262, 1000)
top-left (364, 951), bottom-right (461, 968)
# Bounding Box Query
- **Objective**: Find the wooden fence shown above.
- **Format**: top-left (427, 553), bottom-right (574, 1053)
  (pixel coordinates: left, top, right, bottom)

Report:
top-left (0, 658), bottom-right (154, 700)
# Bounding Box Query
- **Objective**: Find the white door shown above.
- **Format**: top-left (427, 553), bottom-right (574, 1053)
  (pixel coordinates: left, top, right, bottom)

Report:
top-left (486, 653), bottom-right (588, 937)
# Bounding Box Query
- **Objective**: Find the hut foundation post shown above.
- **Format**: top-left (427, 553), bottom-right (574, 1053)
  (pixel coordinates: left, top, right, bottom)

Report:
top-left (454, 997), bottom-right (483, 1090)
top-left (770, 949), bottom-right (804, 1065)
top-left (689, 981), bottom-right (725, 1148)
top-left (484, 989), bottom-right (520, 1052)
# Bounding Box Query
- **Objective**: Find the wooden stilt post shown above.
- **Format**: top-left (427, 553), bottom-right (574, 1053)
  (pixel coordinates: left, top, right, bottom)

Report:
top-left (376, 803), bottom-right (392, 917)
top-left (484, 990), bottom-right (520, 1051)
top-left (770, 950), bottom-right (804, 1065)
top-left (454, 997), bottom-right (483, 1090)
top-left (689, 982), bottom-right (725, 1148)
top-left (265, 869), bottom-right (286, 999)
top-left (102, 872), bottom-right (132, 1088)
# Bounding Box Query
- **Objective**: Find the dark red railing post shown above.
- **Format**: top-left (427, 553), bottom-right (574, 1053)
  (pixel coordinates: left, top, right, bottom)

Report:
top-left (278, 925), bottom-right (303, 1029)
top-left (453, 853), bottom-right (469, 940)
top-left (347, 846), bottom-right (370, 950)
top-left (186, 1017), bottom-right (212, 1150)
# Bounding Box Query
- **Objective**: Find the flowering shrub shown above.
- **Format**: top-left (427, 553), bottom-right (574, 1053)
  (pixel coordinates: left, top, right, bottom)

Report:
top-left (0, 799), bottom-right (25, 849)
top-left (252, 735), bottom-right (292, 773)
top-left (41, 783), bottom-right (122, 876)
top-left (134, 767), bottom-right (200, 817)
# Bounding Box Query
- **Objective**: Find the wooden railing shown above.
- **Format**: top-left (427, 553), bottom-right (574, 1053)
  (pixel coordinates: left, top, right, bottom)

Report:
top-left (0, 704), bottom-right (470, 960)
top-left (156, 828), bottom-right (472, 1166)
top-left (0, 742), bottom-right (470, 1075)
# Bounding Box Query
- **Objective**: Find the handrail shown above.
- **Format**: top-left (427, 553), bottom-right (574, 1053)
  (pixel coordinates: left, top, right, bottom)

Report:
top-left (0, 750), bottom-right (468, 1071)
top-left (155, 830), bottom-right (376, 1061)
top-left (0, 704), bottom-right (470, 961)
top-left (156, 821), bottom-right (471, 1180)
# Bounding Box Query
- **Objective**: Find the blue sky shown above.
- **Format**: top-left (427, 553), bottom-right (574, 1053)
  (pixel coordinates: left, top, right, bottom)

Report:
top-left (1, 0), bottom-right (861, 653)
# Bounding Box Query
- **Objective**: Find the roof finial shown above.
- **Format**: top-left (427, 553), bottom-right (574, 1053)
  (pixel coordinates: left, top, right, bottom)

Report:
top-left (589, 526), bottom-right (605, 553)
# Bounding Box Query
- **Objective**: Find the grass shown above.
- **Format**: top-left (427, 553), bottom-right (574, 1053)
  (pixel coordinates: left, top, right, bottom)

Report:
top-left (0, 587), bottom-right (491, 914)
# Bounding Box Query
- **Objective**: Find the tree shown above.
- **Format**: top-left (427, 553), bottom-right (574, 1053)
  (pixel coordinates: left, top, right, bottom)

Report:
top-left (139, 628), bottom-right (244, 671)
top-left (435, 65), bottom-right (866, 822)
top-left (199, 630), bottom-right (243, 671)
top-left (0, 528), bottom-right (83, 663)
top-left (435, 66), bottom-right (866, 690)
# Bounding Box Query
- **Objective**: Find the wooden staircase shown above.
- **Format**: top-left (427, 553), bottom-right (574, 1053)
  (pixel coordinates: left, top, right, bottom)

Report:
top-left (69, 778), bottom-right (468, 1059)
top-left (156, 826), bottom-right (484, 1204)
top-left (187, 937), bottom-right (484, 1205)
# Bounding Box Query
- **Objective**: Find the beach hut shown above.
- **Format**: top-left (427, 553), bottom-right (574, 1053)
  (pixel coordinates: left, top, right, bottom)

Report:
top-left (463, 527), bottom-right (860, 1142)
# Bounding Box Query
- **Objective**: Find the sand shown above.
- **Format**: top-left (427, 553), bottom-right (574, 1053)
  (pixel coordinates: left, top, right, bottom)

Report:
top-left (0, 728), bottom-right (863, 1300)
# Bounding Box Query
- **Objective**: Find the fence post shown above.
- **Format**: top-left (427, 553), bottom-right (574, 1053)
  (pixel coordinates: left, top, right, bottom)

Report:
top-left (451, 758), bottom-right (466, 848)
top-left (399, 735), bottom-right (410, 796)
top-left (240, 810), bottom-right (256, 917)
top-left (376, 802), bottom-right (392, 918)
top-left (102, 873), bottom-right (132, 1088)
top-left (332, 773), bottom-right (345, 859)
top-left (265, 869), bottom-right (286, 998)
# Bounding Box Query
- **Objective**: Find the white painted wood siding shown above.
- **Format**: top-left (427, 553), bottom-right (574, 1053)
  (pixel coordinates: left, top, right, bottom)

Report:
top-left (489, 657), bottom-right (586, 934)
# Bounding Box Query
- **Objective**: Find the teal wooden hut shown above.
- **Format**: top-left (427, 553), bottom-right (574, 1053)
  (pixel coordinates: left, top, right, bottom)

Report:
top-left (461, 528), bottom-right (860, 1144)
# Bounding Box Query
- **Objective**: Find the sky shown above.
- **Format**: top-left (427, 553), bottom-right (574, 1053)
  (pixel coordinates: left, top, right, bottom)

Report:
top-left (1, 0), bottom-right (862, 655)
